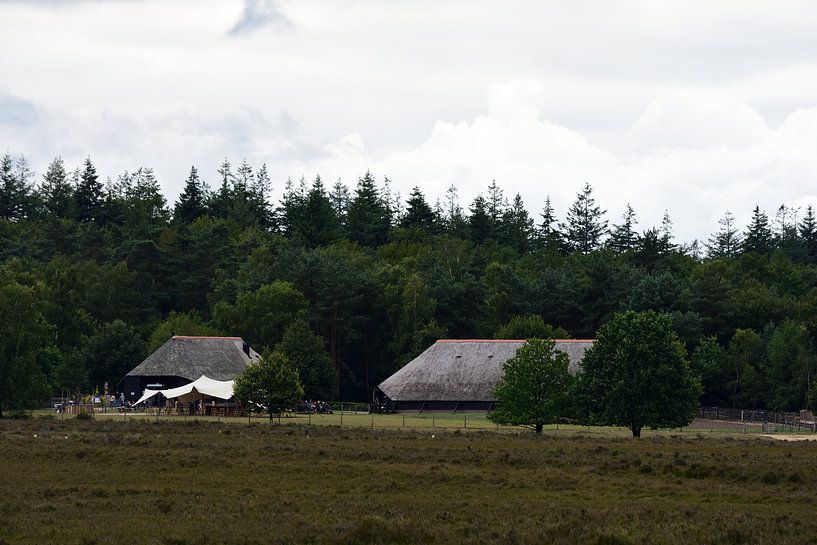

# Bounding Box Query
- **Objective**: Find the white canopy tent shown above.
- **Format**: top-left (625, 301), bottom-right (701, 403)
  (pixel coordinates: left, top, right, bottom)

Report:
top-left (133, 375), bottom-right (235, 406)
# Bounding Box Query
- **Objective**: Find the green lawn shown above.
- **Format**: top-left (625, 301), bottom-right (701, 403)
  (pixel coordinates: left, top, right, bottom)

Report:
top-left (2, 417), bottom-right (816, 544)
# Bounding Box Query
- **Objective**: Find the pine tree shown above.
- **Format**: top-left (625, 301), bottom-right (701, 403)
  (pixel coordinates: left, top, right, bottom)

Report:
top-left (346, 171), bottom-right (390, 247)
top-left (537, 195), bottom-right (563, 253)
top-left (39, 156), bottom-right (74, 219)
top-left (125, 167), bottom-right (168, 227)
top-left (742, 205), bottom-right (773, 255)
top-left (174, 166), bottom-right (207, 225)
top-left (500, 193), bottom-right (534, 253)
top-left (798, 205), bottom-right (817, 261)
top-left (607, 203), bottom-right (638, 253)
top-left (443, 184), bottom-right (467, 236)
top-left (707, 211), bottom-right (742, 258)
top-left (774, 204), bottom-right (800, 256)
top-left (401, 186), bottom-right (436, 233)
top-left (74, 157), bottom-right (104, 223)
top-left (561, 182), bottom-right (607, 254)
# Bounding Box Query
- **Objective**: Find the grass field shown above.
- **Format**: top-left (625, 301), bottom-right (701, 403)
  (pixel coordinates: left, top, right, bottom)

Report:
top-left (2, 418), bottom-right (817, 545)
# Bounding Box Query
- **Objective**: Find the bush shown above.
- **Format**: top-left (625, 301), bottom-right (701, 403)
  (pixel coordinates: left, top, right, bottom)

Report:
top-left (76, 410), bottom-right (93, 421)
top-left (9, 410), bottom-right (31, 420)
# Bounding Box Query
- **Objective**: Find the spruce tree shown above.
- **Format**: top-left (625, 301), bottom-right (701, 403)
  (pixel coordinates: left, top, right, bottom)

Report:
top-left (401, 186), bottom-right (436, 233)
top-left (537, 195), bottom-right (563, 253)
top-left (39, 156), bottom-right (74, 219)
top-left (299, 175), bottom-right (341, 247)
top-left (278, 177), bottom-right (307, 237)
top-left (209, 158), bottom-right (234, 219)
top-left (486, 179), bottom-right (505, 237)
top-left (706, 211), bottom-right (742, 258)
top-left (251, 163), bottom-right (273, 228)
top-left (659, 210), bottom-right (676, 253)
top-left (742, 205), bottom-right (773, 255)
top-left (329, 178), bottom-right (350, 229)
top-left (500, 193), bottom-right (534, 253)
top-left (607, 203), bottom-right (638, 253)
top-left (468, 194), bottom-right (491, 244)
top-left (346, 171), bottom-right (390, 247)
top-left (74, 157), bottom-right (104, 223)
top-left (0, 153), bottom-right (30, 220)
top-left (798, 205), bottom-right (817, 261)
top-left (561, 182), bottom-right (607, 254)
top-left (234, 158), bottom-right (254, 193)
top-left (174, 166), bottom-right (207, 225)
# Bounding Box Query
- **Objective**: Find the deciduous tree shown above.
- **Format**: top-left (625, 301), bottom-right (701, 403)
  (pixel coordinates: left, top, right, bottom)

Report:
top-left (577, 310), bottom-right (701, 437)
top-left (489, 338), bottom-right (574, 433)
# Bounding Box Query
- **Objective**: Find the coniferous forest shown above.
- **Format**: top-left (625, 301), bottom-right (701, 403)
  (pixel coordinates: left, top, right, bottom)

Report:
top-left (2, 152), bottom-right (817, 413)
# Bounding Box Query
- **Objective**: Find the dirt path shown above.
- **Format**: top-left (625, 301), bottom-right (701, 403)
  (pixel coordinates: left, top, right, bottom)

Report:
top-left (761, 434), bottom-right (817, 441)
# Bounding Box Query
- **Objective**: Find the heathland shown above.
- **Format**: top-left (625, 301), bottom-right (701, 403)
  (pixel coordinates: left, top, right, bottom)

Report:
top-left (1, 418), bottom-right (816, 545)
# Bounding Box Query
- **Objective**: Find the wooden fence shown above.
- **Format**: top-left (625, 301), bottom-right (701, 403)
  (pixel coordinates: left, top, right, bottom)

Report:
top-left (697, 406), bottom-right (817, 433)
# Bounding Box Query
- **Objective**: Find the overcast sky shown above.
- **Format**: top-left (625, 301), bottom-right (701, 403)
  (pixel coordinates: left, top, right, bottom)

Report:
top-left (3, 0), bottom-right (817, 242)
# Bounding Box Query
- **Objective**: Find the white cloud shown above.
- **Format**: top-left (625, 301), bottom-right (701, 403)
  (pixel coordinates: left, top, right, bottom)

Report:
top-left (3, 0), bottom-right (817, 242)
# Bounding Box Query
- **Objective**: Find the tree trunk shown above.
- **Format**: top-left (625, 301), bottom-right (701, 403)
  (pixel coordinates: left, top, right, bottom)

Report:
top-left (631, 425), bottom-right (641, 438)
top-left (535, 423), bottom-right (543, 434)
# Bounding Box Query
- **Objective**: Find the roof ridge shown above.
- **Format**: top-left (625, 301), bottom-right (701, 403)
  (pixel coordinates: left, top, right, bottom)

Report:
top-left (436, 339), bottom-right (594, 343)
top-left (437, 339), bottom-right (526, 343)
top-left (172, 336), bottom-right (244, 340)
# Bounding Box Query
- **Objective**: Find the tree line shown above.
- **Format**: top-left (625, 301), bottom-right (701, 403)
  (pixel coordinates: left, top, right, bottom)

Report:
top-left (2, 152), bottom-right (817, 414)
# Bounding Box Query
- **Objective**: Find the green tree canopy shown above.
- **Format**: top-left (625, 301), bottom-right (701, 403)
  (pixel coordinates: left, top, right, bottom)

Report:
top-left (233, 350), bottom-right (303, 419)
top-left (0, 278), bottom-right (52, 416)
top-left (495, 315), bottom-right (569, 340)
top-left (276, 318), bottom-right (336, 400)
top-left (489, 338), bottom-right (574, 433)
top-left (147, 311), bottom-right (221, 352)
top-left (577, 310), bottom-right (701, 437)
top-left (213, 280), bottom-right (308, 350)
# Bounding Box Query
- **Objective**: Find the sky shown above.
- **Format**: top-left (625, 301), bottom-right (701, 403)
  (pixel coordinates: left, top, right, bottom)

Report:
top-left (3, 0), bottom-right (817, 242)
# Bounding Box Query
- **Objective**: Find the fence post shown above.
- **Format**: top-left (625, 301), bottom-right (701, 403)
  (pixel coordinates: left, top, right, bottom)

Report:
top-left (402, 415), bottom-right (405, 428)
top-left (340, 412), bottom-right (343, 427)
top-left (371, 413), bottom-right (374, 428)
top-left (464, 415), bottom-right (467, 429)
top-left (432, 416), bottom-right (435, 429)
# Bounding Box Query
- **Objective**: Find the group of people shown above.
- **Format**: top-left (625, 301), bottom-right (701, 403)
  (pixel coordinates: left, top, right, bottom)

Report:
top-left (304, 400), bottom-right (332, 414)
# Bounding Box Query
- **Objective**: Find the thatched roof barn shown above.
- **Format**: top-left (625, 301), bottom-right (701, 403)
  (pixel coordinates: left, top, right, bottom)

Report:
top-left (376, 339), bottom-right (594, 411)
top-left (122, 336), bottom-right (260, 403)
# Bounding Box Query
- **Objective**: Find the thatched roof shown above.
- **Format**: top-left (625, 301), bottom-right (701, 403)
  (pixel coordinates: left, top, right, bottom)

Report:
top-left (126, 336), bottom-right (261, 382)
top-left (378, 339), bottom-right (594, 402)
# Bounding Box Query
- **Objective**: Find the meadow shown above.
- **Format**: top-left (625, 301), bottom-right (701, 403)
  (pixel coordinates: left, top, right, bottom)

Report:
top-left (1, 417), bottom-right (816, 545)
